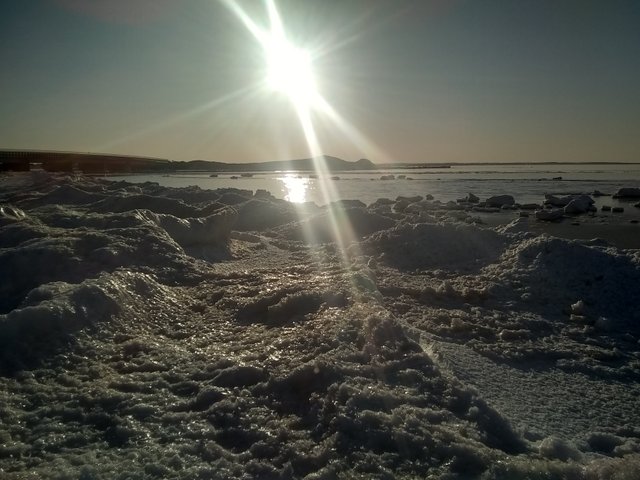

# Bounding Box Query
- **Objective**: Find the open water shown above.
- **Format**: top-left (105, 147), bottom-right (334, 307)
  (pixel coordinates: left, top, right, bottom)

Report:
top-left (110, 163), bottom-right (640, 210)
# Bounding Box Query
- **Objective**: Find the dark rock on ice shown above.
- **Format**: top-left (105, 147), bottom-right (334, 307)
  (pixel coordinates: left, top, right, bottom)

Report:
top-left (368, 198), bottom-right (395, 208)
top-left (563, 195), bottom-right (594, 214)
top-left (613, 187), bottom-right (640, 198)
top-left (519, 203), bottom-right (541, 210)
top-left (544, 194), bottom-right (572, 207)
top-left (396, 195), bottom-right (423, 203)
top-left (331, 199), bottom-right (367, 209)
top-left (535, 209), bottom-right (564, 221)
top-left (485, 195), bottom-right (515, 208)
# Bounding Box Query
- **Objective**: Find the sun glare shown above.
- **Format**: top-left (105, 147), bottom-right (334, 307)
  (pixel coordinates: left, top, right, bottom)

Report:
top-left (280, 174), bottom-right (309, 203)
top-left (265, 38), bottom-right (317, 106)
top-left (223, 0), bottom-right (389, 296)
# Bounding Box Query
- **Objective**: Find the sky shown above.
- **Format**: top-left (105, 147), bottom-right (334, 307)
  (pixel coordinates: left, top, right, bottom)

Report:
top-left (1, 0), bottom-right (639, 163)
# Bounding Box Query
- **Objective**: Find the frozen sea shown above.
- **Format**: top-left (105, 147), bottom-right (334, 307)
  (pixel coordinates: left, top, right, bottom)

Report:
top-left (2, 171), bottom-right (640, 478)
top-left (108, 163), bottom-right (640, 210)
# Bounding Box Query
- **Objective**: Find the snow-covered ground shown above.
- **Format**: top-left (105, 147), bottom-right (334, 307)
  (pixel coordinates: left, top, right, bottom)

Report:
top-left (1, 172), bottom-right (639, 479)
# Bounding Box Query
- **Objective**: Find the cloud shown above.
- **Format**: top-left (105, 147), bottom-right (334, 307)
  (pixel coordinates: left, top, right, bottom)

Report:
top-left (52, 0), bottom-right (176, 25)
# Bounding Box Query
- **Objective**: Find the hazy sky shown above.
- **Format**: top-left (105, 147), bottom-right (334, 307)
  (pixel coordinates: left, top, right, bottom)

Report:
top-left (1, 0), bottom-right (639, 163)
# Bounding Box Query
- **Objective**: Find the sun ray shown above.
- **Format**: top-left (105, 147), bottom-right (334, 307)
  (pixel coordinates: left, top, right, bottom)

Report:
top-left (96, 83), bottom-right (260, 151)
top-left (314, 96), bottom-right (393, 164)
top-left (222, 0), bottom-right (385, 290)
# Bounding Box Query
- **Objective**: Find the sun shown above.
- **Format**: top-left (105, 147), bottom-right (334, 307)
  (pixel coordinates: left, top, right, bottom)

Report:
top-left (264, 37), bottom-right (317, 106)
top-left (221, 0), bottom-right (320, 109)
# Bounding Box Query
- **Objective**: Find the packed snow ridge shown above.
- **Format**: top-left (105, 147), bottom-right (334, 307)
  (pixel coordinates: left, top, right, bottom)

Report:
top-left (0, 172), bottom-right (639, 479)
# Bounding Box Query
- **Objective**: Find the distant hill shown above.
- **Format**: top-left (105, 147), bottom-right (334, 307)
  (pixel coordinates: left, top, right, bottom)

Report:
top-left (0, 150), bottom-right (172, 173)
top-left (182, 156), bottom-right (376, 172)
top-left (0, 150), bottom-right (376, 173)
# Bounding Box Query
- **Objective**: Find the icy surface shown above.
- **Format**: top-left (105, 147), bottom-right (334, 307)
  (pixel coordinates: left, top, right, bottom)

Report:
top-left (1, 173), bottom-right (639, 479)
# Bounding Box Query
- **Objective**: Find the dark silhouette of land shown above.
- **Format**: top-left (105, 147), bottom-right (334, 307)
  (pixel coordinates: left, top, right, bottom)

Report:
top-left (3, 150), bottom-right (636, 174)
top-left (0, 150), bottom-right (378, 174)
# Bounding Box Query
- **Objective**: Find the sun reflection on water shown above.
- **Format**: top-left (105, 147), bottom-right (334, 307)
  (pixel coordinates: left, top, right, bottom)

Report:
top-left (280, 174), bottom-right (309, 203)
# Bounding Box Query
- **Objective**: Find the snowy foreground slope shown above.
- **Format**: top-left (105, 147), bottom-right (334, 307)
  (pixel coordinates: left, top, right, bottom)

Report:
top-left (1, 173), bottom-right (639, 479)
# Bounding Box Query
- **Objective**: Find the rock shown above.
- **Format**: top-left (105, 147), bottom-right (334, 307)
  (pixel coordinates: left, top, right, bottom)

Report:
top-left (544, 194), bottom-right (572, 207)
top-left (613, 187), bottom-right (640, 198)
top-left (466, 193), bottom-right (480, 203)
top-left (443, 201), bottom-right (464, 210)
top-left (563, 195), bottom-right (594, 214)
top-left (535, 209), bottom-right (564, 221)
top-left (369, 198), bottom-right (395, 208)
top-left (393, 199), bottom-right (411, 212)
top-left (592, 190), bottom-right (608, 197)
top-left (498, 217), bottom-right (529, 234)
top-left (635, 202), bottom-right (640, 208)
top-left (425, 194), bottom-right (434, 200)
top-left (601, 205), bottom-right (611, 211)
top-left (396, 195), bottom-right (423, 203)
top-left (472, 206), bottom-right (501, 213)
top-left (485, 195), bottom-right (515, 208)
top-left (331, 199), bottom-right (366, 209)
top-left (519, 203), bottom-right (540, 210)
top-left (612, 207), bottom-right (624, 213)
top-left (254, 189), bottom-right (275, 200)
top-left (552, 176), bottom-right (563, 181)
top-left (380, 175), bottom-right (395, 180)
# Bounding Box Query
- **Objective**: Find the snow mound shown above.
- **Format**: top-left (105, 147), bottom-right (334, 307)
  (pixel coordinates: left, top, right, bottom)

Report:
top-left (90, 194), bottom-right (207, 218)
top-left (0, 271), bottom-right (165, 357)
top-left (0, 205), bottom-right (27, 226)
top-left (234, 199), bottom-right (296, 231)
top-left (275, 206), bottom-right (396, 243)
top-left (134, 208), bottom-right (236, 248)
top-left (487, 236), bottom-right (640, 330)
top-left (363, 222), bottom-right (508, 271)
top-left (17, 184), bottom-right (107, 207)
top-left (0, 209), bottom-right (195, 313)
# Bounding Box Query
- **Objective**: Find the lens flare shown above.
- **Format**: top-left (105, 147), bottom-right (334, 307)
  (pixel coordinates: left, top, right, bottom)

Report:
top-left (222, 0), bottom-right (392, 287)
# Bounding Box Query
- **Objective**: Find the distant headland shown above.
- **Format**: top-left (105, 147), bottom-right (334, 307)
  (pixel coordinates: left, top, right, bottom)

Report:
top-left (0, 150), bottom-right (386, 174)
top-left (1, 150), bottom-right (636, 174)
